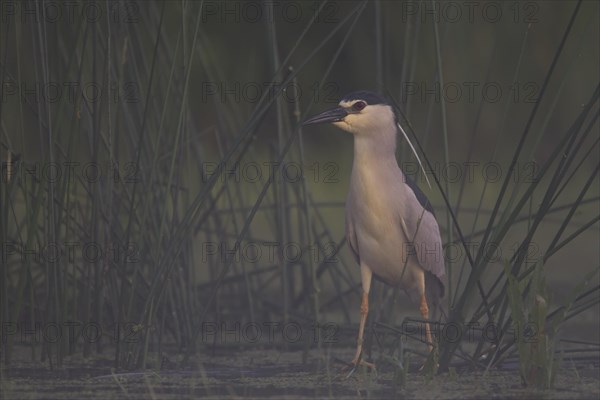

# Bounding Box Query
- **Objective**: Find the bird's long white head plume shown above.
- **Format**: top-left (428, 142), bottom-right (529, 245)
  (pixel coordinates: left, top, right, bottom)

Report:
top-left (397, 122), bottom-right (431, 189)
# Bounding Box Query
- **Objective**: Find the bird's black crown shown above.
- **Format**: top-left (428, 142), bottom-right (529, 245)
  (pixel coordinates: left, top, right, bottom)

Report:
top-left (340, 90), bottom-right (388, 106)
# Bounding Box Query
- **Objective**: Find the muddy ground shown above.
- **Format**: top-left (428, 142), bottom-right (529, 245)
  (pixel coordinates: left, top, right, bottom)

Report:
top-left (1, 345), bottom-right (599, 399)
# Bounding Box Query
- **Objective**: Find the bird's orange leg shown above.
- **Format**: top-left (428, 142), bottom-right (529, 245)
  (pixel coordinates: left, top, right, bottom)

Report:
top-left (420, 293), bottom-right (433, 352)
top-left (347, 265), bottom-right (375, 371)
top-left (350, 291), bottom-right (375, 369)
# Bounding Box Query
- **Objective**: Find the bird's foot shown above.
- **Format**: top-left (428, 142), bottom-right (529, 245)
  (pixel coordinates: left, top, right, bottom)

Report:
top-left (418, 362), bottom-right (440, 372)
top-left (418, 351), bottom-right (439, 374)
top-left (419, 296), bottom-right (439, 373)
top-left (342, 357), bottom-right (376, 378)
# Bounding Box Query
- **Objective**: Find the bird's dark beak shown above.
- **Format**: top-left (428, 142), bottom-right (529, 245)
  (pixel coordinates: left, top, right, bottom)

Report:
top-left (302, 106), bottom-right (347, 126)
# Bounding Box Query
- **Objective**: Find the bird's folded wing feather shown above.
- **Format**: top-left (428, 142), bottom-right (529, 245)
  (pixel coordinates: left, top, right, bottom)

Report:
top-left (400, 175), bottom-right (447, 289)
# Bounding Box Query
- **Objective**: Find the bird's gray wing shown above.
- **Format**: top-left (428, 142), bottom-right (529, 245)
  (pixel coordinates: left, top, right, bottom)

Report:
top-left (399, 173), bottom-right (446, 296)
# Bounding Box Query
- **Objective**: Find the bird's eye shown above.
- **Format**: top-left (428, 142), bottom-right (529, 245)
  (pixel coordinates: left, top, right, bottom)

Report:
top-left (352, 101), bottom-right (366, 111)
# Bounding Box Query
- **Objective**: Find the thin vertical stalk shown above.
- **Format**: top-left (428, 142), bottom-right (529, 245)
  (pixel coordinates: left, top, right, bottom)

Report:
top-left (431, 0), bottom-right (453, 304)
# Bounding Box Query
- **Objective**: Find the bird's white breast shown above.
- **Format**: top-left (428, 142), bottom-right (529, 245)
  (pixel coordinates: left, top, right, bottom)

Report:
top-left (346, 160), bottom-right (423, 289)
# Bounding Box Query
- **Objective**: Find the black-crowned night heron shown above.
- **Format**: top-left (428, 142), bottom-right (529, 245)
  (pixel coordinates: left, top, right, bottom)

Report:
top-left (303, 91), bottom-right (446, 370)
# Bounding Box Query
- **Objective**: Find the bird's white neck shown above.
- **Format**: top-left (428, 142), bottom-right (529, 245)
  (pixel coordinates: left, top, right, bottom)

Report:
top-left (348, 126), bottom-right (404, 215)
top-left (352, 125), bottom-right (399, 170)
